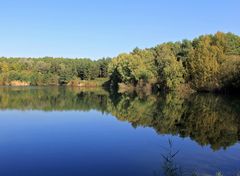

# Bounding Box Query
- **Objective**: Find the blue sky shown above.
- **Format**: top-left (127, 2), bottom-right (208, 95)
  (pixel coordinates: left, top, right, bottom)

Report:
top-left (0, 0), bottom-right (239, 59)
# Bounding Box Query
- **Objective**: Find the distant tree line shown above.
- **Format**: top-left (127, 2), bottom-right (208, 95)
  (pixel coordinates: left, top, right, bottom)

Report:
top-left (109, 32), bottom-right (240, 92)
top-left (0, 32), bottom-right (239, 92)
top-left (0, 57), bottom-right (110, 86)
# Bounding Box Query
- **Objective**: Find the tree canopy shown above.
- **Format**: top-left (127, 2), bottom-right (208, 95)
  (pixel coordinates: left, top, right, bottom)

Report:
top-left (0, 57), bottom-right (111, 86)
top-left (0, 32), bottom-right (239, 92)
top-left (109, 32), bottom-right (240, 92)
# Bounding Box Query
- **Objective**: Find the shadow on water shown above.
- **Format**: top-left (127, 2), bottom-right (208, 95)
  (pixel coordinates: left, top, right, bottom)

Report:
top-left (0, 86), bottom-right (239, 151)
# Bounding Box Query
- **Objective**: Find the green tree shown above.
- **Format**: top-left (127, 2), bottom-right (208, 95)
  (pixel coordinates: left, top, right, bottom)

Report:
top-left (155, 44), bottom-right (185, 90)
top-left (109, 50), bottom-right (156, 85)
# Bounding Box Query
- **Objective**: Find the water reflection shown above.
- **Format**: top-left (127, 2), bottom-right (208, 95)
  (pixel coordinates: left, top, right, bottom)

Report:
top-left (0, 86), bottom-right (239, 151)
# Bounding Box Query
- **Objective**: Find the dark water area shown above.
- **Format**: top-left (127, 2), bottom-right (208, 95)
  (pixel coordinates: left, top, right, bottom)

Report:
top-left (0, 87), bottom-right (239, 176)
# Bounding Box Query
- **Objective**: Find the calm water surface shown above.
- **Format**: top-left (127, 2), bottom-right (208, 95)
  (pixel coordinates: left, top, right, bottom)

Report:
top-left (0, 87), bottom-right (239, 176)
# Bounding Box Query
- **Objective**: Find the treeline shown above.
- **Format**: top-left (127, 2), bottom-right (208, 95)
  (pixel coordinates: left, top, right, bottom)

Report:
top-left (109, 32), bottom-right (240, 92)
top-left (0, 32), bottom-right (240, 92)
top-left (0, 57), bottom-right (110, 86)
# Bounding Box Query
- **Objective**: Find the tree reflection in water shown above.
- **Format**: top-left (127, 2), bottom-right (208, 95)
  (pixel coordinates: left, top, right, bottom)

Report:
top-left (0, 86), bottom-right (239, 151)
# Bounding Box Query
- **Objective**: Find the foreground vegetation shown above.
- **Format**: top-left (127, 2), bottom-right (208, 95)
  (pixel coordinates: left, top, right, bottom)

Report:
top-left (160, 140), bottom-right (239, 176)
top-left (0, 32), bottom-right (239, 93)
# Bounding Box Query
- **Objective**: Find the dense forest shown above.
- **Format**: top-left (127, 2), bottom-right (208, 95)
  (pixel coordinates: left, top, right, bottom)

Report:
top-left (0, 57), bottom-right (110, 86)
top-left (109, 32), bottom-right (240, 92)
top-left (0, 32), bottom-right (240, 92)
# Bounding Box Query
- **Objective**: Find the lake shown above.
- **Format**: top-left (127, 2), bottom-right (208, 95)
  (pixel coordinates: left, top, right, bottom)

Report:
top-left (0, 87), bottom-right (239, 176)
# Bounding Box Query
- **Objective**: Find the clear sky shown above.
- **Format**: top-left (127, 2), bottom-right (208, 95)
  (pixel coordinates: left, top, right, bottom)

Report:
top-left (0, 0), bottom-right (239, 59)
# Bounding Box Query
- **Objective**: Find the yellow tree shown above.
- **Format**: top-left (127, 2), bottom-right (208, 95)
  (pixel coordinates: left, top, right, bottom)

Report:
top-left (0, 61), bottom-right (9, 85)
top-left (187, 36), bottom-right (221, 90)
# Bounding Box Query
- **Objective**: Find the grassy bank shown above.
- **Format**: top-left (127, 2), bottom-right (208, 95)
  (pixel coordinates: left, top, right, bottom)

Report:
top-left (0, 78), bottom-right (109, 88)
